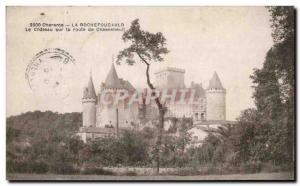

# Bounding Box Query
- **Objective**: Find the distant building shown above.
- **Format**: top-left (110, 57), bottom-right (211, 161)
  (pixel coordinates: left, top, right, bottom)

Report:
top-left (187, 120), bottom-right (237, 148)
top-left (78, 63), bottom-right (229, 143)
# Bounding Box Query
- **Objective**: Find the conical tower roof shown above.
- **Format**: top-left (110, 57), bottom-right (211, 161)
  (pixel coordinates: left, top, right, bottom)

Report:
top-left (207, 72), bottom-right (225, 90)
top-left (83, 75), bottom-right (97, 99)
top-left (104, 63), bottom-right (122, 89)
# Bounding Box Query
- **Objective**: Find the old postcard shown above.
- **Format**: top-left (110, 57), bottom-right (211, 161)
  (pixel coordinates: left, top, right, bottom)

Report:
top-left (6, 6), bottom-right (295, 181)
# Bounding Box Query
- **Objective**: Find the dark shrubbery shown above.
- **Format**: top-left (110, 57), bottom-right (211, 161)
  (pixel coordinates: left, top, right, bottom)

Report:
top-left (122, 171), bottom-right (137, 176)
top-left (32, 161), bottom-right (49, 174)
top-left (7, 110), bottom-right (292, 176)
top-left (51, 162), bottom-right (79, 175)
top-left (239, 161), bottom-right (262, 174)
top-left (81, 167), bottom-right (114, 175)
top-left (7, 160), bottom-right (49, 174)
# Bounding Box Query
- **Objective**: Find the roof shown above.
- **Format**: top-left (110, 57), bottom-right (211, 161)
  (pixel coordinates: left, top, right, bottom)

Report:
top-left (207, 72), bottom-right (225, 90)
top-left (119, 78), bottom-right (136, 91)
top-left (83, 75), bottom-right (97, 99)
top-left (104, 63), bottom-right (123, 89)
top-left (103, 63), bottom-right (135, 90)
top-left (191, 82), bottom-right (205, 98)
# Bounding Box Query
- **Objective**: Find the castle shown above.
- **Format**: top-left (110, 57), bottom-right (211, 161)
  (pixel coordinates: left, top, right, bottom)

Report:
top-left (78, 64), bottom-right (227, 142)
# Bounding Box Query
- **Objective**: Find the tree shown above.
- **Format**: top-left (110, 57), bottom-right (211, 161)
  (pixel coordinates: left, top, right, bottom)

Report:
top-left (251, 49), bottom-right (284, 121)
top-left (116, 19), bottom-right (169, 174)
top-left (244, 7), bottom-right (295, 167)
top-left (255, 7), bottom-right (295, 163)
top-left (268, 6), bottom-right (295, 163)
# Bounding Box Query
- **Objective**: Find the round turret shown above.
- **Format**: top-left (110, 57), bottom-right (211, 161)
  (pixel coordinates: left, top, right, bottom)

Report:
top-left (206, 72), bottom-right (226, 121)
top-left (82, 75), bottom-right (97, 127)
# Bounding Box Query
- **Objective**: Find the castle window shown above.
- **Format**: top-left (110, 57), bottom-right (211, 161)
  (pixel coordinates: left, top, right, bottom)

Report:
top-left (201, 113), bottom-right (204, 120)
top-left (195, 113), bottom-right (198, 120)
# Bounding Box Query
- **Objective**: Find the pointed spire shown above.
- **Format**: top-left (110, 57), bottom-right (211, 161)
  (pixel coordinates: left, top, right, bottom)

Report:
top-left (207, 71), bottom-right (225, 90)
top-left (83, 72), bottom-right (97, 99)
top-left (104, 63), bottom-right (122, 89)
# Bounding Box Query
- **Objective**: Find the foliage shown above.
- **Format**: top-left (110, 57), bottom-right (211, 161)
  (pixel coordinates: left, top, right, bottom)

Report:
top-left (159, 119), bottom-right (192, 168)
top-left (250, 6), bottom-right (295, 163)
top-left (7, 111), bottom-right (82, 174)
top-left (116, 19), bottom-right (169, 66)
top-left (83, 130), bottom-right (150, 167)
top-left (6, 111), bottom-right (153, 173)
top-left (81, 167), bottom-right (115, 175)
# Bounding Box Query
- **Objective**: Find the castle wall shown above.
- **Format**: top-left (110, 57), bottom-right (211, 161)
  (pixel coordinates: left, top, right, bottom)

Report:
top-left (97, 101), bottom-right (139, 128)
top-left (165, 98), bottom-right (206, 122)
top-left (167, 103), bottom-right (193, 118)
top-left (98, 105), bottom-right (117, 128)
top-left (206, 90), bottom-right (226, 120)
top-left (191, 98), bottom-right (206, 121)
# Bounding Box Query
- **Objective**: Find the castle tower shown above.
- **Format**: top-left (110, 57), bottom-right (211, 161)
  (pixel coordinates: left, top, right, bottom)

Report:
top-left (104, 63), bottom-right (123, 89)
top-left (155, 67), bottom-right (186, 89)
top-left (98, 63), bottom-right (138, 128)
top-left (82, 73), bottom-right (97, 127)
top-left (99, 63), bottom-right (122, 128)
top-left (206, 72), bottom-right (226, 120)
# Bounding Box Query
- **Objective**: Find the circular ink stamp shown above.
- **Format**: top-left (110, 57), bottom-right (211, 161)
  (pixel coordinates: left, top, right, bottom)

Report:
top-left (25, 48), bottom-right (76, 98)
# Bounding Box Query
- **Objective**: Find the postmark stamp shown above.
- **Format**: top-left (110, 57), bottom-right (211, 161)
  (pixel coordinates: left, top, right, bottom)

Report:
top-left (25, 48), bottom-right (76, 96)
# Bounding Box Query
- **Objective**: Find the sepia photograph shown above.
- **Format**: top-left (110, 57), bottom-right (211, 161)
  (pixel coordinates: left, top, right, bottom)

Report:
top-left (6, 6), bottom-right (295, 181)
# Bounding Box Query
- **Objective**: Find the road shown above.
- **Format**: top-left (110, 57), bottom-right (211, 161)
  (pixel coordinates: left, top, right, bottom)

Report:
top-left (7, 172), bottom-right (294, 181)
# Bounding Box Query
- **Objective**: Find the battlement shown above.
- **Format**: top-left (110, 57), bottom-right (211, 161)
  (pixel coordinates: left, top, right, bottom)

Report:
top-left (206, 88), bottom-right (226, 93)
top-left (82, 97), bottom-right (96, 103)
top-left (155, 67), bottom-right (185, 74)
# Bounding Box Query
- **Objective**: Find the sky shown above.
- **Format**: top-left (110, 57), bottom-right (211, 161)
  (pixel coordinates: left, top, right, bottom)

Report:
top-left (6, 6), bottom-right (274, 120)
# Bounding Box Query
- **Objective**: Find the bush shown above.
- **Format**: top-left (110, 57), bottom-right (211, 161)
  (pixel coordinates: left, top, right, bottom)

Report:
top-left (31, 161), bottom-right (49, 174)
top-left (52, 162), bottom-right (79, 174)
top-left (7, 159), bottom-right (49, 174)
top-left (7, 160), bottom-right (29, 173)
top-left (82, 167), bottom-right (114, 175)
top-left (173, 167), bottom-right (200, 176)
top-left (122, 171), bottom-right (137, 176)
top-left (260, 161), bottom-right (284, 173)
top-left (239, 161), bottom-right (262, 174)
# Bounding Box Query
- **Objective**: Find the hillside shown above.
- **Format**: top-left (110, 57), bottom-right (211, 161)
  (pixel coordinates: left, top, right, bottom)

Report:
top-left (7, 111), bottom-right (83, 173)
top-left (7, 111), bottom-right (82, 143)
